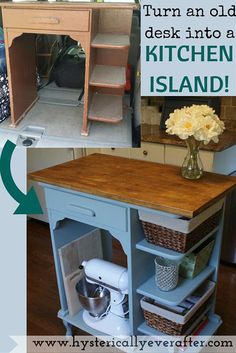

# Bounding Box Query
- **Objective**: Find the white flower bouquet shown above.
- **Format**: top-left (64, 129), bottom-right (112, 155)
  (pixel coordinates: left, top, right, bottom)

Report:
top-left (165, 105), bottom-right (225, 145)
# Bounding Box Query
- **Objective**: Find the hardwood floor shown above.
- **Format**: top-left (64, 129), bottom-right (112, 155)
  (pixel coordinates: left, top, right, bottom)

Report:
top-left (27, 219), bottom-right (236, 335)
top-left (27, 220), bottom-right (63, 335)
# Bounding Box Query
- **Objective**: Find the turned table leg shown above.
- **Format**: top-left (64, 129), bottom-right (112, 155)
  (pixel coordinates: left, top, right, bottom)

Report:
top-left (63, 320), bottom-right (73, 337)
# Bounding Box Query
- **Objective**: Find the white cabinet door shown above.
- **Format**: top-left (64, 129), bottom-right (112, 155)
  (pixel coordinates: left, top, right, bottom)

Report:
top-left (84, 148), bottom-right (102, 156)
top-left (85, 144), bottom-right (165, 163)
top-left (85, 148), bottom-right (130, 158)
top-left (130, 142), bottom-right (165, 163)
top-left (165, 145), bottom-right (214, 172)
top-left (100, 148), bottom-right (131, 158)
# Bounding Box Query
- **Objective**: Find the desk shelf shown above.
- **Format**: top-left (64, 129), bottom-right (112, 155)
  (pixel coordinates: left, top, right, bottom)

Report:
top-left (136, 266), bottom-right (215, 306)
top-left (89, 65), bottom-right (126, 89)
top-left (91, 33), bottom-right (130, 49)
top-left (88, 93), bottom-right (123, 123)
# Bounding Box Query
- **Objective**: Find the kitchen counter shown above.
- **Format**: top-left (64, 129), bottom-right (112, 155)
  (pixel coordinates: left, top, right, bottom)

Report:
top-left (29, 153), bottom-right (236, 218)
top-left (142, 124), bottom-right (236, 152)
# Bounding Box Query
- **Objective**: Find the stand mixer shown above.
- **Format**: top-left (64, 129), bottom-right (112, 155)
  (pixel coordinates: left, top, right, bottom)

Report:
top-left (76, 258), bottom-right (131, 336)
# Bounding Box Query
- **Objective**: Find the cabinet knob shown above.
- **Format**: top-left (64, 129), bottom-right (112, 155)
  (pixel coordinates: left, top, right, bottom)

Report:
top-left (143, 150), bottom-right (148, 156)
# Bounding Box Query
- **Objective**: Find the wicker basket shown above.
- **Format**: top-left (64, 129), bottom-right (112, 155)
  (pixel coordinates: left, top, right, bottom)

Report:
top-left (140, 280), bottom-right (215, 335)
top-left (141, 281), bottom-right (215, 335)
top-left (141, 210), bottom-right (221, 253)
top-left (142, 298), bottom-right (211, 335)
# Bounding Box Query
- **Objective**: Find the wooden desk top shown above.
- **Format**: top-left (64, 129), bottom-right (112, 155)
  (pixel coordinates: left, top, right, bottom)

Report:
top-left (29, 154), bottom-right (236, 218)
top-left (0, 2), bottom-right (137, 10)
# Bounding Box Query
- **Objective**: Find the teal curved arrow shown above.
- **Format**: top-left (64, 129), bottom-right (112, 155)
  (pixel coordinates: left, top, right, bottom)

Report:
top-left (0, 140), bottom-right (43, 215)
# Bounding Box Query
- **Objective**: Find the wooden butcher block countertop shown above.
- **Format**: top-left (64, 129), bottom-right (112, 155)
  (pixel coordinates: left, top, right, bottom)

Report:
top-left (29, 154), bottom-right (236, 218)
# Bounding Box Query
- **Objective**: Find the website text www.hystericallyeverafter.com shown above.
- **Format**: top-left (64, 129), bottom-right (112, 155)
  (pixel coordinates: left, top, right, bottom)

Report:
top-left (25, 335), bottom-right (236, 353)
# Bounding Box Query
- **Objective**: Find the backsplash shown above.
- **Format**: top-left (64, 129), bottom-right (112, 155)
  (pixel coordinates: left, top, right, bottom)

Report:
top-left (142, 97), bottom-right (236, 132)
top-left (220, 97), bottom-right (236, 131)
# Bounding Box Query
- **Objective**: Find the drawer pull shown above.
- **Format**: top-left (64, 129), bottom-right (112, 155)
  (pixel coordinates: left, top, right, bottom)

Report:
top-left (67, 204), bottom-right (96, 217)
top-left (30, 17), bottom-right (60, 25)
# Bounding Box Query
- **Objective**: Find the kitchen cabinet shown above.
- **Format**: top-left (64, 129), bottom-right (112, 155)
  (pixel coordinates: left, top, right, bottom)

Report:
top-left (165, 145), bottom-right (214, 172)
top-left (165, 144), bottom-right (236, 174)
top-left (89, 142), bottom-right (236, 174)
top-left (141, 124), bottom-right (236, 174)
top-left (129, 143), bottom-right (164, 163)
top-left (100, 147), bottom-right (131, 158)
top-left (29, 154), bottom-right (236, 341)
top-left (85, 142), bottom-right (165, 163)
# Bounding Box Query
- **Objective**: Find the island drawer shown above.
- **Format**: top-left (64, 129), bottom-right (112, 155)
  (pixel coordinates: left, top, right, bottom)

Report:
top-left (45, 188), bottom-right (128, 232)
top-left (2, 8), bottom-right (90, 32)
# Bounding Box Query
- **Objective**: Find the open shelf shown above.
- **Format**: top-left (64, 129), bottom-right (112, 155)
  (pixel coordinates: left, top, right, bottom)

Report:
top-left (88, 93), bottom-right (123, 123)
top-left (89, 65), bottom-right (126, 88)
top-left (138, 321), bottom-right (165, 336)
top-left (138, 314), bottom-right (222, 339)
top-left (58, 310), bottom-right (105, 336)
top-left (136, 227), bottom-right (219, 261)
top-left (183, 316), bottom-right (222, 353)
top-left (91, 33), bottom-right (130, 49)
top-left (136, 266), bottom-right (215, 306)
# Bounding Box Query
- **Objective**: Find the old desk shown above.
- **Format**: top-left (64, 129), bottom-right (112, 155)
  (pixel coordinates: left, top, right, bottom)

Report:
top-left (0, 2), bottom-right (136, 135)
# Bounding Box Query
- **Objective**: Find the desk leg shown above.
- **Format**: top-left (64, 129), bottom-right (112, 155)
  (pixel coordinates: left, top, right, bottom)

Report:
top-left (129, 209), bottom-right (153, 335)
top-left (4, 32), bottom-right (37, 126)
top-left (81, 41), bottom-right (91, 136)
top-left (63, 320), bottom-right (73, 337)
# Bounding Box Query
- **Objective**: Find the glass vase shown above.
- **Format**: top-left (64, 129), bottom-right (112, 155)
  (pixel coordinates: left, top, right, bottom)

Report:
top-left (181, 137), bottom-right (203, 180)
